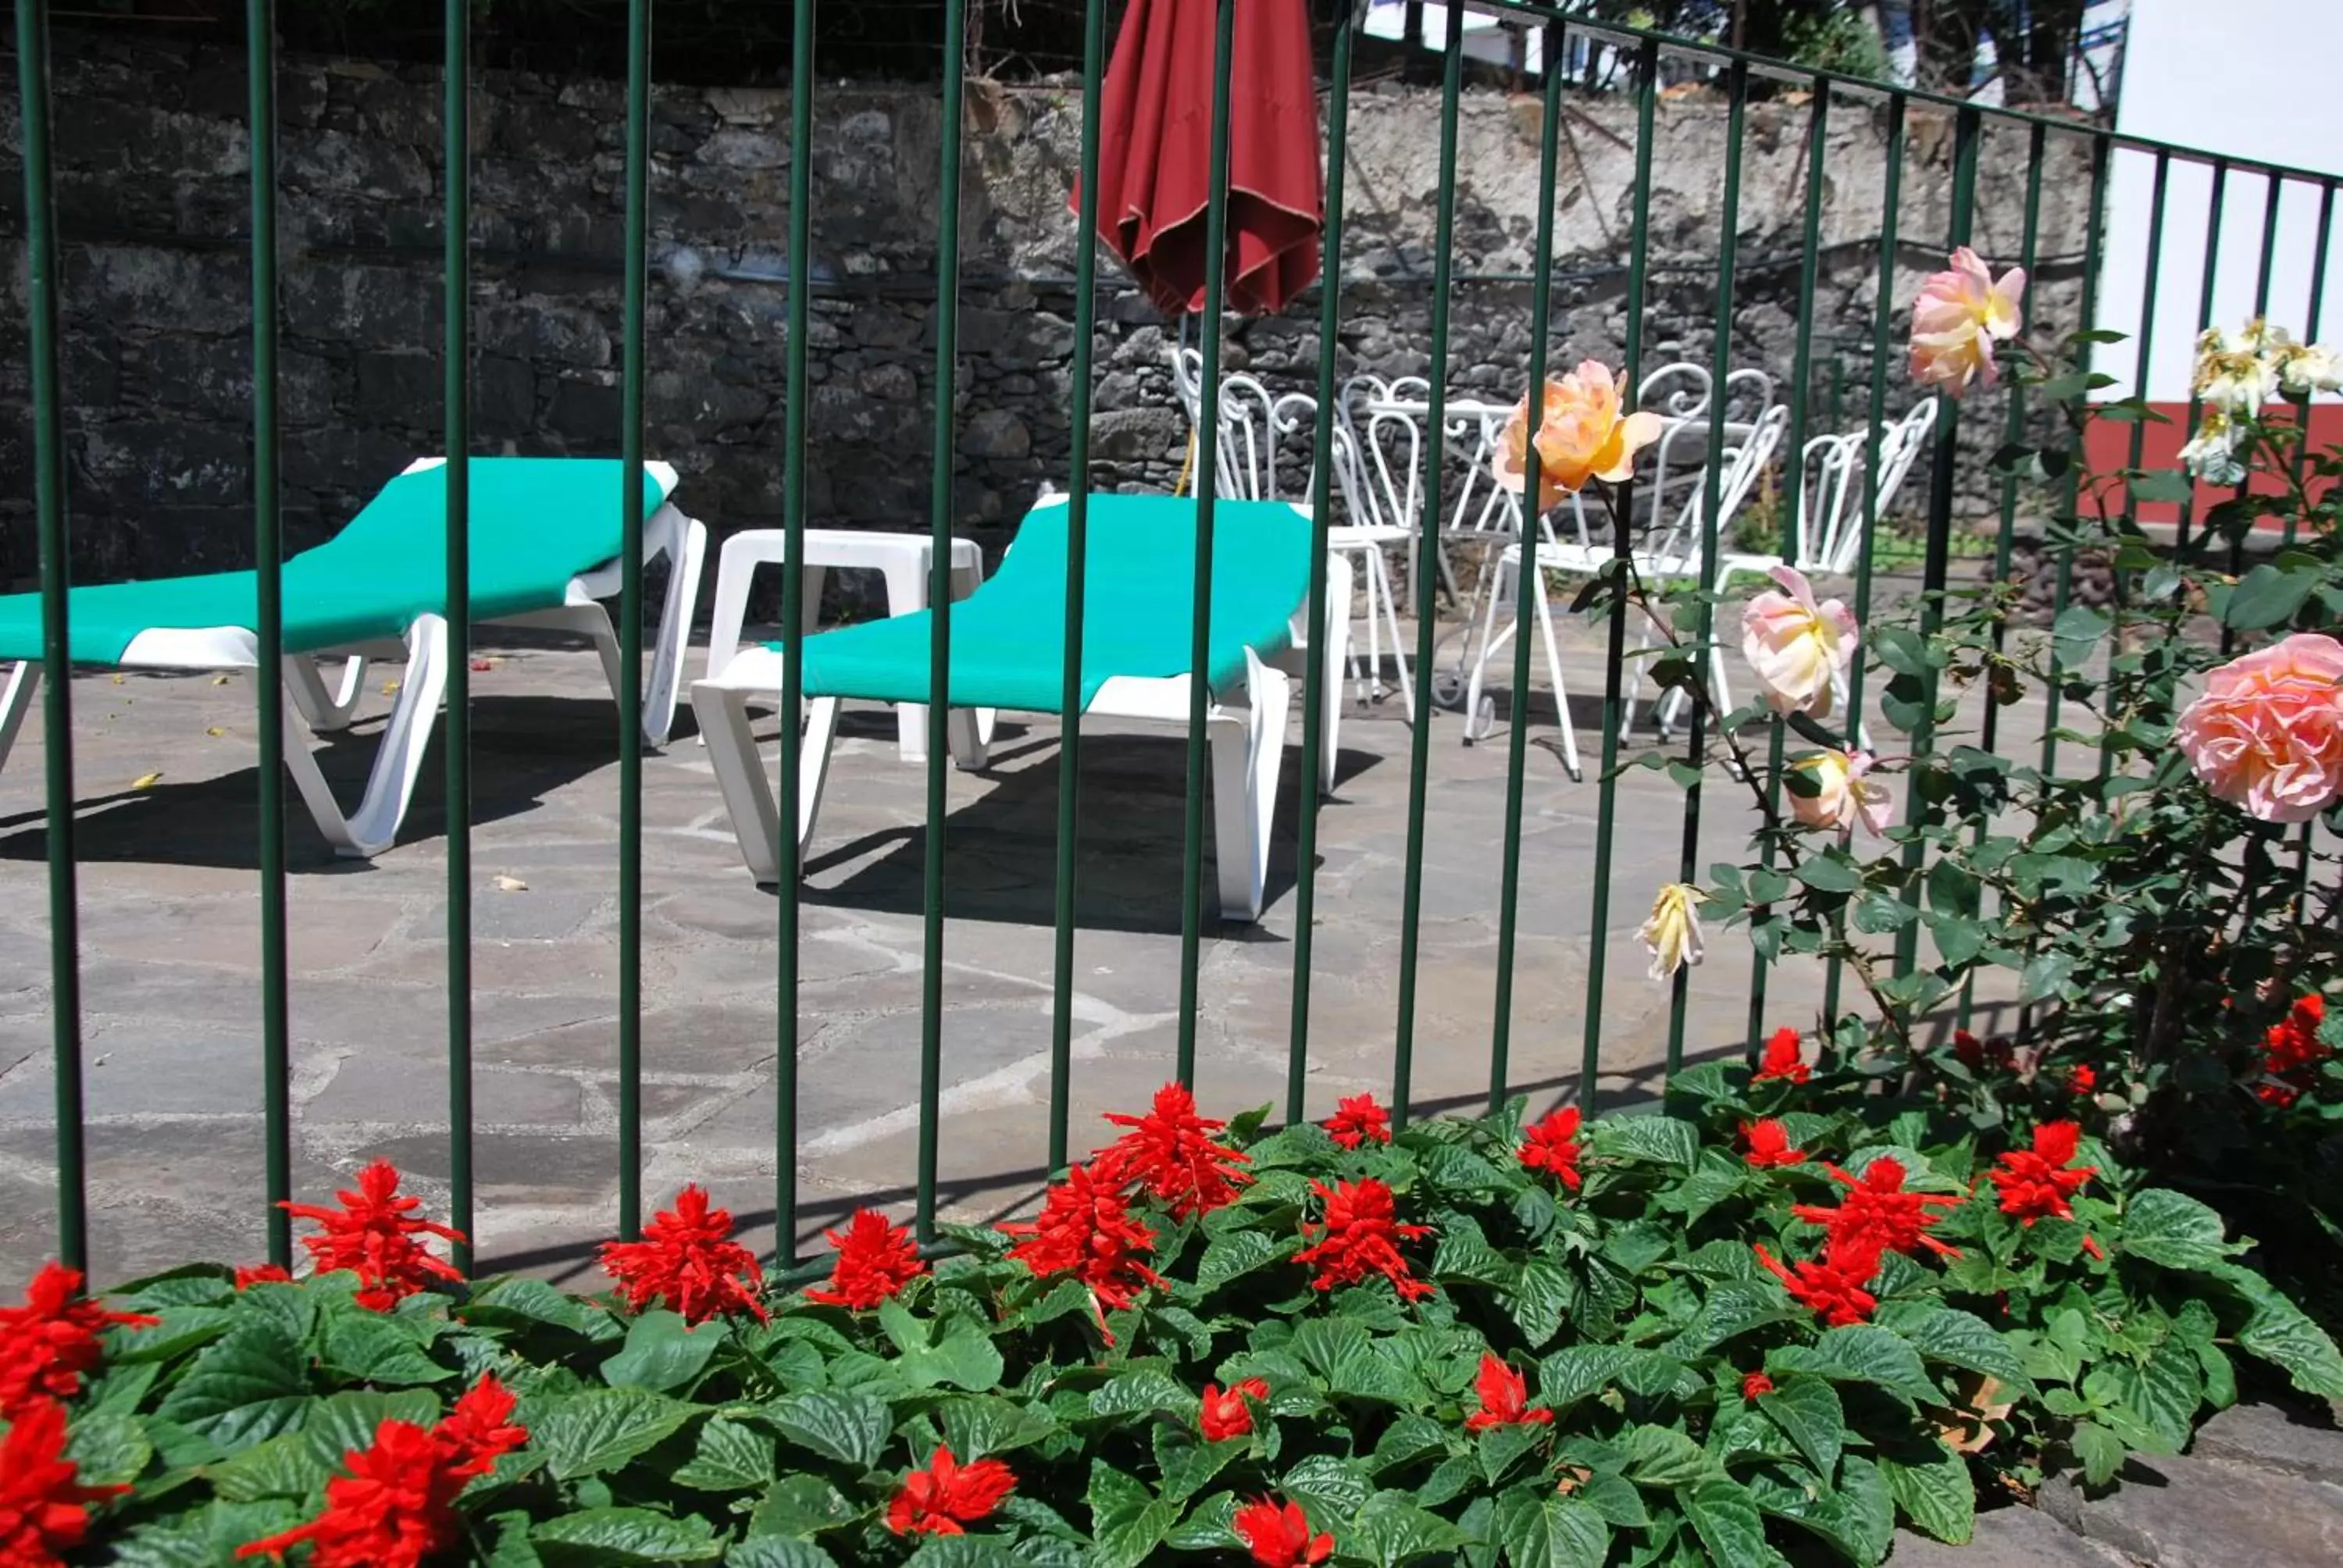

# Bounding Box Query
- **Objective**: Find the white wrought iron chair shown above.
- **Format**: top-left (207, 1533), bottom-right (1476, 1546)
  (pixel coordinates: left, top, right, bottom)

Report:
top-left (1168, 347), bottom-right (1413, 790)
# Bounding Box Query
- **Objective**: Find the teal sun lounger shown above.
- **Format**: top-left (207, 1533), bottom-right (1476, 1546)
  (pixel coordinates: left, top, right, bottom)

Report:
top-left (0, 456), bottom-right (705, 857)
top-left (688, 491), bottom-right (1350, 921)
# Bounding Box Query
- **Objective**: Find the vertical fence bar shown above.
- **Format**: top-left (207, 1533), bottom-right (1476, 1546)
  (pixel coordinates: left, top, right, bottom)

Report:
top-left (1048, 0), bottom-right (1107, 1170)
top-left (917, 0), bottom-right (968, 1241)
top-left (248, 0), bottom-right (293, 1268)
top-left (1744, 74), bottom-right (1830, 1051)
top-left (1959, 119), bottom-right (2045, 1033)
top-left (1892, 103), bottom-right (1978, 981)
top-left (615, 0), bottom-right (651, 1242)
top-left (2284, 181), bottom-right (2334, 910)
top-left (2039, 133), bottom-right (2110, 785)
top-left (1487, 22), bottom-right (1568, 1114)
top-left (1578, 34), bottom-right (1660, 1111)
top-left (1389, 0), bottom-right (1467, 1128)
top-left (2173, 158), bottom-right (2227, 555)
top-left (1981, 123), bottom-right (2045, 761)
top-left (16, 0), bottom-right (84, 1271)
top-left (2105, 151), bottom-right (2170, 785)
top-left (1822, 89), bottom-right (1904, 1027)
top-left (1662, 56), bottom-right (1746, 1077)
top-left (441, 0), bottom-right (475, 1269)
top-left (2219, 173), bottom-right (2288, 654)
top-left (2282, 180), bottom-right (2335, 548)
top-left (1288, 2), bottom-right (1356, 1125)
top-left (1173, 0), bottom-right (1238, 1089)
top-left (773, 0), bottom-right (815, 1260)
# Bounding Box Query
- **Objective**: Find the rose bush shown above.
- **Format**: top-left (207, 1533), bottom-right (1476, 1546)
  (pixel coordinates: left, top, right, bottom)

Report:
top-left (6, 1071), bottom-right (2341, 1567)
top-left (1572, 269), bottom-right (2343, 1346)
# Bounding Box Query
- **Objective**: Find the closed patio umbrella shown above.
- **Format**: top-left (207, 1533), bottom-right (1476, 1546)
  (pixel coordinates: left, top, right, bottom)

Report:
top-left (1075, 0), bottom-right (1325, 318)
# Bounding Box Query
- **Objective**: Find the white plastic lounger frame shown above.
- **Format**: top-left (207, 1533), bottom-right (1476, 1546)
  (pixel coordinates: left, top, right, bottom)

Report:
top-left (0, 457), bottom-right (708, 859)
top-left (689, 536), bottom-right (1352, 925)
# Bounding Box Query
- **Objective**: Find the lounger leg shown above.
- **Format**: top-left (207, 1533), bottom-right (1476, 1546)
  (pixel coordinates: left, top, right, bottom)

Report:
top-left (948, 547), bottom-right (997, 751)
top-left (692, 680), bottom-right (783, 882)
top-left (1320, 552), bottom-right (1353, 796)
top-left (1209, 651), bottom-right (1291, 923)
top-left (643, 504), bottom-right (708, 747)
top-left (0, 661), bottom-right (39, 779)
top-left (1529, 566), bottom-right (1583, 781)
top-left (272, 615), bottom-right (449, 858)
top-left (284, 655), bottom-right (369, 732)
top-left (882, 554), bottom-right (934, 764)
top-left (690, 668), bottom-right (840, 885)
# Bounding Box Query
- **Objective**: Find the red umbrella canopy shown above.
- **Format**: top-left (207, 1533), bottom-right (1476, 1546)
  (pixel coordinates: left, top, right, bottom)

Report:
top-left (1075, 0), bottom-right (1325, 318)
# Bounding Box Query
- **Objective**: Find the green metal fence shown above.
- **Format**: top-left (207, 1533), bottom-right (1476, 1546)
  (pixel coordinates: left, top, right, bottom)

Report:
top-left (10, 0), bottom-right (2341, 1280)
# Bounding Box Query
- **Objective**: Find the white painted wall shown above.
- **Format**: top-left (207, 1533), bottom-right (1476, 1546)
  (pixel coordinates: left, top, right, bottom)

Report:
top-left (2098, 0), bottom-right (2343, 401)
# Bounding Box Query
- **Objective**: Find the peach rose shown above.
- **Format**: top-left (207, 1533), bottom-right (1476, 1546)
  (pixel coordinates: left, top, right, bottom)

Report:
top-left (1908, 247), bottom-right (2026, 397)
top-left (1490, 359), bottom-right (1665, 513)
top-left (1787, 748), bottom-right (1894, 837)
top-left (1741, 566), bottom-right (1859, 719)
top-left (2174, 632), bottom-right (2343, 823)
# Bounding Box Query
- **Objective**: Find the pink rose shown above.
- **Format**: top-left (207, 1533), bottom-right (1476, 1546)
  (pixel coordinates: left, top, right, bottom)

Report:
top-left (1741, 566), bottom-right (1859, 719)
top-left (1909, 247), bottom-right (2026, 397)
top-left (2175, 632), bottom-right (2343, 823)
top-left (1786, 748), bottom-right (1894, 837)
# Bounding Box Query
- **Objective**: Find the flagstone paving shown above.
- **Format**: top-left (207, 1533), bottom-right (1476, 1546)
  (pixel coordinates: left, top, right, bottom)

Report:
top-left (0, 605), bottom-right (1921, 1288)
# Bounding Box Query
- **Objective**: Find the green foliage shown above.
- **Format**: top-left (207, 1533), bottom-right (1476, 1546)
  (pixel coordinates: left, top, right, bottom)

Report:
top-left (1618, 324), bottom-right (2343, 1347)
top-left (40, 1082), bottom-right (2343, 1566)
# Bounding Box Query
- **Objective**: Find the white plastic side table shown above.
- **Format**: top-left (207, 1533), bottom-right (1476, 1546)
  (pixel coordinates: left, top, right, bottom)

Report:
top-left (704, 529), bottom-right (990, 763)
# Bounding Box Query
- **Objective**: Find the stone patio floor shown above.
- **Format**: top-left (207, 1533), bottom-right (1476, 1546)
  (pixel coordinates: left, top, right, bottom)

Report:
top-left (0, 604), bottom-right (1967, 1289)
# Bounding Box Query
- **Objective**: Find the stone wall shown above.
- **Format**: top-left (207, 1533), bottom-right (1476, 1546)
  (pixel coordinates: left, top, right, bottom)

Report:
top-left (0, 30), bottom-right (2093, 602)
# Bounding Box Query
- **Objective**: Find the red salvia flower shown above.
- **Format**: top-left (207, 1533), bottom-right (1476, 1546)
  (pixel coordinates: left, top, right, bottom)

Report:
top-left (1232, 1498), bottom-right (1334, 1568)
top-left (600, 1185), bottom-right (768, 1324)
top-left (804, 1209), bottom-right (926, 1310)
top-left (1989, 1121), bottom-right (2095, 1226)
top-left (886, 1445), bottom-right (1015, 1537)
top-left (1093, 1082), bottom-right (1251, 1219)
top-left (1740, 1118), bottom-right (1804, 1168)
top-left (1754, 1028), bottom-right (1811, 1084)
top-left (234, 1264), bottom-right (291, 1291)
top-left (1199, 1377), bottom-right (1270, 1441)
top-left (1517, 1107), bottom-right (1583, 1190)
top-left (1753, 1240), bottom-right (1882, 1327)
top-left (1952, 1028), bottom-right (2013, 1075)
top-left (1322, 1093), bottom-right (1392, 1150)
top-left (1000, 1162), bottom-right (1164, 1338)
top-left (1293, 1178), bottom-right (1433, 1303)
top-left (0, 1262), bottom-right (158, 1420)
top-left (431, 1374), bottom-right (526, 1475)
top-left (1792, 1156), bottom-right (1962, 1260)
top-left (0, 1397), bottom-right (128, 1567)
top-left (280, 1160), bottom-right (465, 1313)
top-left (2257, 992), bottom-right (2330, 1106)
top-left (238, 1374), bottom-right (527, 1568)
top-left (1462, 1353), bottom-right (1553, 1433)
top-left (1741, 1371), bottom-right (1774, 1401)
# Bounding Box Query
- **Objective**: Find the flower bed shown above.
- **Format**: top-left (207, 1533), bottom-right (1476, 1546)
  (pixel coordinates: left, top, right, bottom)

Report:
top-left (7, 1068), bottom-right (2341, 1567)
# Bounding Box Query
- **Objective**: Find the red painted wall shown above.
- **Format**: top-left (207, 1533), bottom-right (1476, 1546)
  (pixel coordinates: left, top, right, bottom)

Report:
top-left (2081, 401), bottom-right (2343, 528)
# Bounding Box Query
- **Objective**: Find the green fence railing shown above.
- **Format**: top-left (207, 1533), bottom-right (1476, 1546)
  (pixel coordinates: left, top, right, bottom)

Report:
top-left (9, 0), bottom-right (2341, 1280)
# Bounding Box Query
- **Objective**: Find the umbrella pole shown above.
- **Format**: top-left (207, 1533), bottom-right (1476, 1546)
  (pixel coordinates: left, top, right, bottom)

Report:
top-left (1175, 310), bottom-right (1196, 497)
